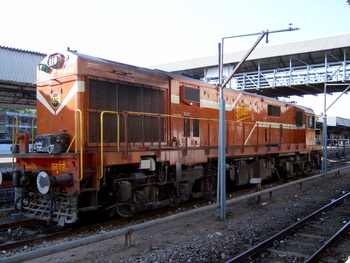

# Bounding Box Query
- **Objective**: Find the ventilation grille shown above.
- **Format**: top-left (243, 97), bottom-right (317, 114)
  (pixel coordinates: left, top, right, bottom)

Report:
top-left (88, 79), bottom-right (165, 144)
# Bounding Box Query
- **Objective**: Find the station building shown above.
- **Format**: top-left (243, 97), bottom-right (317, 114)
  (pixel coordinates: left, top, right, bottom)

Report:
top-left (0, 110), bottom-right (36, 140)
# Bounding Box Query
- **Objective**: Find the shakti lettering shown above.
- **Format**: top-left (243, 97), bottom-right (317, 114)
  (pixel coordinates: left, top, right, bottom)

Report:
top-left (51, 161), bottom-right (68, 173)
top-left (236, 104), bottom-right (250, 122)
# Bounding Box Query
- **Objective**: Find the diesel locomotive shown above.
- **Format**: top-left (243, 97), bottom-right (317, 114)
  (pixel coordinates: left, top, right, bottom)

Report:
top-left (0, 50), bottom-right (321, 225)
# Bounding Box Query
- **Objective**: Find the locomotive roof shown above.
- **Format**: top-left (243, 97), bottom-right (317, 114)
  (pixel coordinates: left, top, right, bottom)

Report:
top-left (69, 50), bottom-right (315, 115)
top-left (70, 50), bottom-right (219, 84)
top-left (71, 51), bottom-right (177, 79)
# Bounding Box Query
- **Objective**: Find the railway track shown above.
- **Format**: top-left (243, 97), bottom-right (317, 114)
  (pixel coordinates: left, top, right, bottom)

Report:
top-left (0, 189), bottom-right (14, 208)
top-left (0, 218), bottom-right (68, 251)
top-left (227, 192), bottom-right (350, 263)
top-left (0, 196), bottom-right (213, 256)
top-left (0, 213), bottom-right (130, 253)
top-left (0, 164), bottom-right (349, 262)
top-left (0, 179), bottom-right (250, 257)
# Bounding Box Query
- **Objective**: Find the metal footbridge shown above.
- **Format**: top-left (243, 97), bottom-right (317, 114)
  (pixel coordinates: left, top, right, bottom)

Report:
top-left (227, 57), bottom-right (350, 97)
top-left (155, 32), bottom-right (350, 98)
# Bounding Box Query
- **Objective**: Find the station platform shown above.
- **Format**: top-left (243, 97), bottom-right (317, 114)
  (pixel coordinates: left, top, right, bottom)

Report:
top-left (0, 157), bottom-right (13, 169)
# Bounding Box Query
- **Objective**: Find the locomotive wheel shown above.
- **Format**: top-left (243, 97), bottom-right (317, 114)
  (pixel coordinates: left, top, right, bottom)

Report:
top-left (271, 169), bottom-right (282, 181)
top-left (203, 180), bottom-right (215, 199)
top-left (169, 187), bottom-right (180, 207)
top-left (275, 167), bottom-right (286, 181)
top-left (14, 198), bottom-right (21, 211)
top-left (305, 162), bottom-right (312, 173)
top-left (116, 205), bottom-right (134, 218)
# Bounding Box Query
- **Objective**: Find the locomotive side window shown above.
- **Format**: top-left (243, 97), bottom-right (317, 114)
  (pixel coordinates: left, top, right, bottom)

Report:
top-left (88, 79), bottom-right (165, 143)
top-left (296, 111), bottom-right (303, 127)
top-left (307, 115), bottom-right (315, 129)
top-left (267, 105), bottom-right (281, 117)
top-left (181, 86), bottom-right (200, 105)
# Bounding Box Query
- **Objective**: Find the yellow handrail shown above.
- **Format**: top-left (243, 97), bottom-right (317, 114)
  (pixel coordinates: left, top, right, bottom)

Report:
top-left (11, 116), bottom-right (19, 170)
top-left (124, 111), bottom-right (256, 124)
top-left (12, 116), bottom-right (19, 145)
top-left (97, 110), bottom-right (293, 180)
top-left (31, 117), bottom-right (37, 151)
top-left (100, 111), bottom-right (120, 179)
top-left (75, 109), bottom-right (84, 181)
top-left (66, 134), bottom-right (75, 153)
top-left (124, 111), bottom-right (215, 122)
top-left (97, 110), bottom-right (259, 180)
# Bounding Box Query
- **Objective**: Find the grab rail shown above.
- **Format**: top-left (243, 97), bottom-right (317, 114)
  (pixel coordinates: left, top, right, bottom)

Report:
top-left (12, 116), bottom-right (19, 146)
top-left (97, 110), bottom-right (312, 180)
top-left (97, 110), bottom-right (256, 179)
top-left (75, 109), bottom-right (84, 181)
top-left (100, 111), bottom-right (120, 179)
top-left (31, 117), bottom-right (37, 151)
top-left (11, 116), bottom-right (19, 170)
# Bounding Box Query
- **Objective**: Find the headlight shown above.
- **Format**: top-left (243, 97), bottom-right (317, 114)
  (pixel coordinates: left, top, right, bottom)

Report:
top-left (37, 171), bottom-right (50, 194)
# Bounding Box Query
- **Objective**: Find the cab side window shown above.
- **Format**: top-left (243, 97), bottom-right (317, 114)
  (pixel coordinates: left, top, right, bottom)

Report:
top-left (296, 111), bottom-right (303, 127)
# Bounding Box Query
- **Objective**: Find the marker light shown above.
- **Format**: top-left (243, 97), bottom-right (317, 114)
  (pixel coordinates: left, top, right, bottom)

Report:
top-left (38, 63), bottom-right (49, 72)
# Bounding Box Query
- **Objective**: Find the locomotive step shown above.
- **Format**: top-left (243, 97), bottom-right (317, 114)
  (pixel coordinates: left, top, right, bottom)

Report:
top-left (78, 206), bottom-right (101, 212)
top-left (83, 170), bottom-right (96, 174)
top-left (80, 188), bottom-right (97, 193)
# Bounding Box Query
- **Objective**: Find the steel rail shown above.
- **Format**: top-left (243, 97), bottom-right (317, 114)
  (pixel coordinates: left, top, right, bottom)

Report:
top-left (226, 191), bottom-right (350, 263)
top-left (305, 220), bottom-right (350, 263)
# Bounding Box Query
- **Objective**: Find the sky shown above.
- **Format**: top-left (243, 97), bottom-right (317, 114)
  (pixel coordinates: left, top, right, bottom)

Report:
top-left (1, 0), bottom-right (350, 118)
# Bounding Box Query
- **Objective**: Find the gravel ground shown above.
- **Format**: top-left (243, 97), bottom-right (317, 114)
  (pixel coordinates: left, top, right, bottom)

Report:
top-left (3, 167), bottom-right (350, 263)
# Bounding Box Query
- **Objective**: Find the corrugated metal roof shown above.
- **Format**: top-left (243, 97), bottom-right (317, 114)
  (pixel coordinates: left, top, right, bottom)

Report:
top-left (152, 32), bottom-right (350, 72)
top-left (0, 46), bottom-right (46, 85)
top-left (318, 116), bottom-right (350, 127)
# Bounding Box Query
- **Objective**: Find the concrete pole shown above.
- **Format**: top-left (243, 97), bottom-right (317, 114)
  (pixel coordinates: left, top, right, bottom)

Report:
top-left (218, 43), bottom-right (226, 219)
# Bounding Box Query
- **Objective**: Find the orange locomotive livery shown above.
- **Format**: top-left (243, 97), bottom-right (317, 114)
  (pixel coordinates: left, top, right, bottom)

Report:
top-left (0, 50), bottom-right (321, 224)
